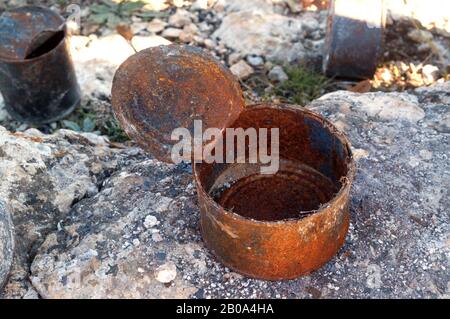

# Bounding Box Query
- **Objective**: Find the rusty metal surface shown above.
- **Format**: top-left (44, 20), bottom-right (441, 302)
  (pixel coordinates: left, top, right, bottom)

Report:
top-left (323, 0), bottom-right (386, 79)
top-left (0, 6), bottom-right (63, 60)
top-left (193, 104), bottom-right (355, 280)
top-left (0, 6), bottom-right (80, 124)
top-left (111, 45), bottom-right (244, 162)
top-left (0, 201), bottom-right (14, 289)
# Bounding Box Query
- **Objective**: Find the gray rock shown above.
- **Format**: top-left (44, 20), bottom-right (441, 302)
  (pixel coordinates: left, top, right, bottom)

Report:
top-left (162, 28), bottom-right (183, 39)
top-left (246, 55), bottom-right (264, 67)
top-left (23, 82), bottom-right (450, 299)
top-left (0, 80), bottom-right (449, 298)
top-left (0, 201), bottom-right (14, 289)
top-left (147, 18), bottom-right (168, 34)
top-left (131, 35), bottom-right (171, 52)
top-left (229, 60), bottom-right (254, 80)
top-left (0, 126), bottom-right (143, 298)
top-left (212, 10), bottom-right (305, 62)
top-left (268, 65), bottom-right (289, 83)
top-left (168, 8), bottom-right (192, 28)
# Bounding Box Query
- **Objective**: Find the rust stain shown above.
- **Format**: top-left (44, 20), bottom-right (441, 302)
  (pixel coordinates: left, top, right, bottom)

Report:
top-left (193, 104), bottom-right (355, 280)
top-left (111, 45), bottom-right (244, 163)
top-left (111, 45), bottom-right (356, 280)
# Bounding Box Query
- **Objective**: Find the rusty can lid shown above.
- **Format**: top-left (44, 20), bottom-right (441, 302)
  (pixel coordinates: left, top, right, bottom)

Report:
top-left (112, 45), bottom-right (245, 162)
top-left (0, 6), bottom-right (64, 60)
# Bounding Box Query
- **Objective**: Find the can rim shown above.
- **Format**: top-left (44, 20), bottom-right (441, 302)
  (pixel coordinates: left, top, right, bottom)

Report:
top-left (0, 5), bottom-right (66, 63)
top-left (192, 103), bottom-right (356, 226)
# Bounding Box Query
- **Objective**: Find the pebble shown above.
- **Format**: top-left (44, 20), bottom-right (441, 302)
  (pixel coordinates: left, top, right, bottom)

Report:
top-left (230, 60), bottom-right (254, 80)
top-left (168, 8), bottom-right (192, 28)
top-left (421, 64), bottom-right (440, 84)
top-left (408, 29), bottom-right (433, 43)
top-left (131, 35), bottom-right (171, 52)
top-left (147, 18), bottom-right (168, 34)
top-left (203, 38), bottom-right (216, 49)
top-left (162, 28), bottom-right (183, 39)
top-left (155, 262), bottom-right (177, 283)
top-left (144, 215), bottom-right (158, 229)
top-left (152, 233), bottom-right (163, 242)
top-left (268, 65), bottom-right (288, 83)
top-left (246, 55), bottom-right (264, 67)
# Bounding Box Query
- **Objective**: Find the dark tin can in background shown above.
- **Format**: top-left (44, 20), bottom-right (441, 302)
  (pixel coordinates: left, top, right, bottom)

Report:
top-left (323, 0), bottom-right (386, 79)
top-left (0, 6), bottom-right (80, 124)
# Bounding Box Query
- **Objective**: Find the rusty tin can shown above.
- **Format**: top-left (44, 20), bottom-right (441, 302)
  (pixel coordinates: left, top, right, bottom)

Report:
top-left (323, 0), bottom-right (386, 79)
top-left (0, 6), bottom-right (80, 124)
top-left (112, 45), bottom-right (355, 280)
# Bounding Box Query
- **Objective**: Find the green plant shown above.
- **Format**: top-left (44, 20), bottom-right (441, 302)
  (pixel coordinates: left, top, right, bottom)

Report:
top-left (272, 66), bottom-right (332, 106)
top-left (103, 118), bottom-right (129, 142)
top-left (89, 0), bottom-right (146, 27)
top-left (62, 117), bottom-right (98, 133)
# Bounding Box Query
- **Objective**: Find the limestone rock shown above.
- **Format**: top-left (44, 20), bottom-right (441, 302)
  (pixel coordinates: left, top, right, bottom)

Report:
top-left (268, 65), bottom-right (288, 83)
top-left (0, 201), bottom-right (14, 289)
top-left (26, 83), bottom-right (450, 299)
top-left (213, 10), bottom-right (304, 62)
top-left (230, 60), bottom-right (254, 80)
top-left (131, 35), bottom-right (171, 52)
top-left (168, 9), bottom-right (192, 28)
top-left (0, 126), bottom-right (143, 298)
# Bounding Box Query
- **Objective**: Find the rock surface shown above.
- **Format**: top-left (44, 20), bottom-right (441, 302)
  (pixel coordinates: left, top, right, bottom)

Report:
top-left (0, 201), bottom-right (14, 289)
top-left (213, 8), bottom-right (304, 62)
top-left (0, 82), bottom-right (447, 299)
top-left (0, 0), bottom-right (449, 299)
top-left (0, 126), bottom-right (143, 298)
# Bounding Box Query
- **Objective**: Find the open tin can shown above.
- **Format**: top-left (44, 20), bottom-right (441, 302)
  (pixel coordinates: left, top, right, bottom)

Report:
top-left (112, 45), bottom-right (355, 280)
top-left (0, 6), bottom-right (80, 124)
top-left (323, 0), bottom-right (386, 79)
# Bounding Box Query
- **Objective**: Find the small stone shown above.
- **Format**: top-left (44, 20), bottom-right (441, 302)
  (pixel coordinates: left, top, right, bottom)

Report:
top-left (268, 65), bottom-right (288, 83)
top-left (131, 35), bottom-right (171, 52)
top-left (152, 233), bottom-right (163, 242)
top-left (0, 201), bottom-right (14, 289)
top-left (246, 55), bottom-right (264, 67)
top-left (155, 262), bottom-right (177, 283)
top-left (184, 23), bottom-right (199, 34)
top-left (144, 215), bottom-right (158, 229)
top-left (147, 18), bottom-right (167, 34)
top-left (162, 28), bottom-right (183, 39)
top-left (179, 31), bottom-right (194, 43)
top-left (408, 29), bottom-right (433, 43)
top-left (168, 9), bottom-right (192, 28)
top-left (131, 21), bottom-right (149, 35)
top-left (132, 238), bottom-right (140, 246)
top-left (419, 149), bottom-right (433, 160)
top-left (203, 38), bottom-right (216, 49)
top-left (179, 23), bottom-right (199, 43)
top-left (193, 35), bottom-right (205, 44)
top-left (192, 0), bottom-right (208, 10)
top-left (421, 64), bottom-right (440, 84)
top-left (230, 60), bottom-right (254, 80)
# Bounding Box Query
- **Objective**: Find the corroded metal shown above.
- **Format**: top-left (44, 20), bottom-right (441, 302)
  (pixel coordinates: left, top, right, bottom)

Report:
top-left (0, 6), bottom-right (80, 124)
top-left (323, 0), bottom-right (386, 79)
top-left (0, 201), bottom-right (14, 289)
top-left (193, 104), bottom-right (355, 280)
top-left (112, 45), bottom-right (356, 280)
top-left (111, 45), bottom-right (244, 162)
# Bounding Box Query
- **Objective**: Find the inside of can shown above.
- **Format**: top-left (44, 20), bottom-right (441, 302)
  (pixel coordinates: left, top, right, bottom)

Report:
top-left (195, 104), bottom-right (353, 222)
